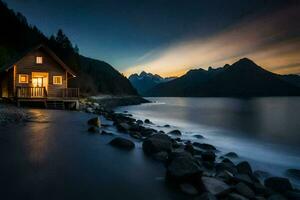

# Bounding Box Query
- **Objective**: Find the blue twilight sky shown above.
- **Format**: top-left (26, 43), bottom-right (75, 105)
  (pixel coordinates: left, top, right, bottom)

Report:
top-left (4, 0), bottom-right (300, 76)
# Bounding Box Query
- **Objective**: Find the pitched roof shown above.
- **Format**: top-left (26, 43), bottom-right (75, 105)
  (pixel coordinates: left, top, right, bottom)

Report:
top-left (1, 44), bottom-right (76, 77)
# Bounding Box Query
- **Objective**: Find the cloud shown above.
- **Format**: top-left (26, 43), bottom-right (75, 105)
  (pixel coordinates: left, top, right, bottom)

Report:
top-left (123, 4), bottom-right (300, 77)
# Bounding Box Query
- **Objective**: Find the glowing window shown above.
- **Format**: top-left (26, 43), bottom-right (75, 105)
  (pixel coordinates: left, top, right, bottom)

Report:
top-left (36, 56), bottom-right (43, 64)
top-left (53, 76), bottom-right (62, 85)
top-left (18, 74), bottom-right (29, 83)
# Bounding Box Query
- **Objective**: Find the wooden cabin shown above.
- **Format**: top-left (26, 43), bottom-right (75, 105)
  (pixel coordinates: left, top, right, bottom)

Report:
top-left (0, 44), bottom-right (79, 109)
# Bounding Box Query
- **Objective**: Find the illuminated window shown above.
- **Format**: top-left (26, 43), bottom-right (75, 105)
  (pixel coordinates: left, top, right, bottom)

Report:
top-left (36, 56), bottom-right (43, 64)
top-left (19, 74), bottom-right (29, 83)
top-left (53, 76), bottom-right (62, 85)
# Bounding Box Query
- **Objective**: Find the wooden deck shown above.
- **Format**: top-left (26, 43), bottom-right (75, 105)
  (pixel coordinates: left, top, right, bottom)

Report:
top-left (16, 87), bottom-right (80, 109)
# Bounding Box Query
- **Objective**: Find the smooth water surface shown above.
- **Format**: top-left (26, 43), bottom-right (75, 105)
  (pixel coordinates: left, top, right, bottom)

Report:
top-left (0, 109), bottom-right (183, 200)
top-left (117, 97), bottom-right (300, 187)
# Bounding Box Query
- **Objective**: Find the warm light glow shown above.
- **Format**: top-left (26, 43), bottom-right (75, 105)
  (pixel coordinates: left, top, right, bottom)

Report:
top-left (36, 56), bottom-right (43, 64)
top-left (123, 5), bottom-right (300, 77)
top-left (53, 76), bottom-right (62, 85)
top-left (32, 77), bottom-right (43, 87)
top-left (19, 74), bottom-right (28, 83)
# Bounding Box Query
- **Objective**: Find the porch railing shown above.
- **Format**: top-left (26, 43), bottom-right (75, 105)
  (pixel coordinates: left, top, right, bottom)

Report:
top-left (17, 87), bottom-right (46, 98)
top-left (62, 88), bottom-right (80, 98)
top-left (16, 87), bottom-right (79, 99)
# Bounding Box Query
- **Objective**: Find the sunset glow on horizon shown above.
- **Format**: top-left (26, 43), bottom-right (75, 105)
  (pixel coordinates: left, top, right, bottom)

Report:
top-left (123, 4), bottom-right (300, 78)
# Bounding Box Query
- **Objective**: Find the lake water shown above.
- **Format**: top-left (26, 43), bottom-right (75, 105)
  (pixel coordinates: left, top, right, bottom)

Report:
top-left (116, 97), bottom-right (300, 187)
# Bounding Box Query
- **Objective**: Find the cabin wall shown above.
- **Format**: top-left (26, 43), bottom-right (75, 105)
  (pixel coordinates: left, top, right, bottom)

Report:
top-left (0, 69), bottom-right (14, 98)
top-left (15, 49), bottom-right (67, 97)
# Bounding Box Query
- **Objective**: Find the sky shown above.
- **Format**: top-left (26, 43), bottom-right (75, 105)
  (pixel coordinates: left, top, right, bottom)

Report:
top-left (4, 0), bottom-right (300, 77)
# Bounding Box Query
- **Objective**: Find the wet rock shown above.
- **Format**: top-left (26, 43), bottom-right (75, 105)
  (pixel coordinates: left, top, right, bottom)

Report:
top-left (286, 169), bottom-right (300, 180)
top-left (193, 142), bottom-right (216, 151)
top-left (142, 134), bottom-right (172, 155)
top-left (201, 177), bottom-right (231, 196)
top-left (201, 151), bottom-right (216, 162)
top-left (236, 161), bottom-right (252, 175)
top-left (235, 182), bottom-right (255, 199)
top-left (166, 154), bottom-right (202, 183)
top-left (195, 192), bottom-right (217, 200)
top-left (222, 158), bottom-right (235, 165)
top-left (164, 124), bottom-right (170, 128)
top-left (253, 182), bottom-right (268, 196)
top-left (168, 130), bottom-right (182, 136)
top-left (109, 137), bottom-right (135, 150)
top-left (216, 162), bottom-right (238, 175)
top-left (179, 183), bottom-right (199, 195)
top-left (216, 170), bottom-right (234, 181)
top-left (264, 177), bottom-right (293, 193)
top-left (224, 152), bottom-right (238, 158)
top-left (87, 117), bottom-right (101, 127)
top-left (88, 126), bottom-right (100, 133)
top-left (184, 142), bottom-right (195, 155)
top-left (233, 173), bottom-right (253, 185)
top-left (153, 151), bottom-right (169, 162)
top-left (101, 130), bottom-right (114, 136)
top-left (129, 131), bottom-right (143, 139)
top-left (144, 119), bottom-right (151, 124)
top-left (227, 193), bottom-right (248, 200)
top-left (194, 134), bottom-right (204, 139)
top-left (136, 120), bottom-right (143, 125)
top-left (141, 128), bottom-right (157, 137)
top-left (116, 122), bottom-right (131, 132)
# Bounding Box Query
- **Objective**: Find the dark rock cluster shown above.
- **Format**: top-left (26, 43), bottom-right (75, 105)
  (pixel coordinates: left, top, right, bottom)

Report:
top-left (86, 110), bottom-right (300, 199)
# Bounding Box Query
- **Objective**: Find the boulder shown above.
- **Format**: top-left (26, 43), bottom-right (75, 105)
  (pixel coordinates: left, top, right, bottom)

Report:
top-left (179, 183), bottom-right (199, 195)
top-left (164, 124), bottom-right (170, 128)
top-left (232, 173), bottom-right (253, 185)
top-left (286, 169), bottom-right (300, 180)
top-left (235, 182), bottom-right (255, 199)
top-left (88, 126), bottom-right (100, 133)
top-left (92, 102), bottom-right (99, 108)
top-left (227, 193), bottom-right (248, 200)
top-left (142, 134), bottom-right (172, 155)
top-left (224, 152), bottom-right (238, 158)
top-left (194, 134), bottom-right (204, 139)
top-left (87, 117), bottom-right (101, 127)
top-left (136, 120), bottom-right (143, 125)
top-left (168, 129), bottom-right (182, 136)
top-left (236, 161), bottom-right (252, 175)
top-left (116, 122), bottom-right (131, 132)
top-left (153, 151), bottom-right (169, 162)
top-left (195, 192), bottom-right (217, 200)
top-left (193, 142), bottom-right (216, 151)
top-left (285, 190), bottom-right (300, 200)
top-left (109, 137), bottom-right (135, 150)
top-left (201, 177), bottom-right (231, 196)
top-left (222, 158), bottom-right (235, 165)
top-left (201, 151), bottom-right (216, 162)
top-left (166, 154), bottom-right (202, 183)
top-left (184, 142), bottom-right (195, 155)
top-left (129, 131), bottom-right (143, 139)
top-left (264, 177), bottom-right (293, 193)
top-left (216, 162), bottom-right (238, 175)
top-left (144, 119), bottom-right (151, 124)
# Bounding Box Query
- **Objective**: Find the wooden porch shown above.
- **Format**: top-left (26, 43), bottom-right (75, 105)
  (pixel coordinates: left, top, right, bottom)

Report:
top-left (16, 87), bottom-right (80, 109)
top-left (16, 87), bottom-right (79, 99)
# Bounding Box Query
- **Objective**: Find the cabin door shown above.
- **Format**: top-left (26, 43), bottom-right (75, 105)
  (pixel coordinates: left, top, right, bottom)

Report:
top-left (32, 72), bottom-right (48, 91)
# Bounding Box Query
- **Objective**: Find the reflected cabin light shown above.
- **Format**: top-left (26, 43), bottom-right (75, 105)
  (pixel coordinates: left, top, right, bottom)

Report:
top-left (36, 56), bottom-right (43, 64)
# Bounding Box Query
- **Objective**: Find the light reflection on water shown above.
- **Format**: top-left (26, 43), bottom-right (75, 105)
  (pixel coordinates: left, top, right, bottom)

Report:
top-left (116, 97), bottom-right (300, 187)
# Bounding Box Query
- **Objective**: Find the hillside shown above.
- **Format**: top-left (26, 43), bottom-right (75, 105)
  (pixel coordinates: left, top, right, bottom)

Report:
top-left (0, 1), bottom-right (137, 96)
top-left (128, 71), bottom-right (174, 95)
top-left (146, 58), bottom-right (300, 97)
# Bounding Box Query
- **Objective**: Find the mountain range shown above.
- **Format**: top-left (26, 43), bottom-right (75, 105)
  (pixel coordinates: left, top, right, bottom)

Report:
top-left (130, 58), bottom-right (300, 97)
top-left (128, 71), bottom-right (175, 95)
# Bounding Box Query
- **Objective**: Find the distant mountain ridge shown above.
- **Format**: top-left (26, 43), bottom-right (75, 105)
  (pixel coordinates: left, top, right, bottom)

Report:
top-left (144, 58), bottom-right (300, 97)
top-left (128, 71), bottom-right (175, 95)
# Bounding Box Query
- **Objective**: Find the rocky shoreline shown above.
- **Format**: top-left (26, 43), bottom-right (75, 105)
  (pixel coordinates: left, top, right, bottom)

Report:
top-left (85, 107), bottom-right (300, 200)
top-left (0, 101), bottom-right (31, 125)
